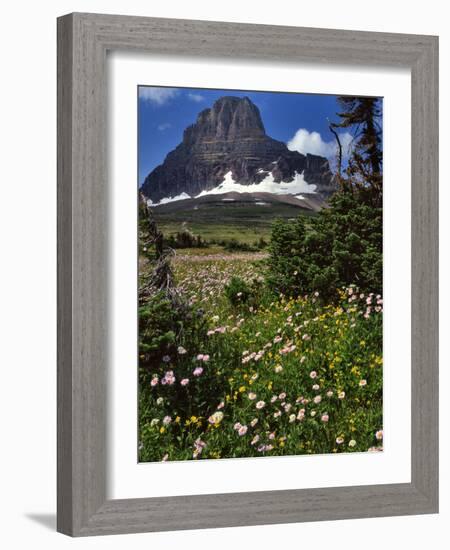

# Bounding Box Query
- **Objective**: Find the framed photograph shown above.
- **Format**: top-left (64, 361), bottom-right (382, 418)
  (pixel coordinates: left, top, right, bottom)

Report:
top-left (57, 13), bottom-right (438, 536)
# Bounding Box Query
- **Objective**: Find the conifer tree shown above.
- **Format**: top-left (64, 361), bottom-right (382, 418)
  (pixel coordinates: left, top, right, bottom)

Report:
top-left (332, 97), bottom-right (383, 206)
top-left (268, 96), bottom-right (383, 298)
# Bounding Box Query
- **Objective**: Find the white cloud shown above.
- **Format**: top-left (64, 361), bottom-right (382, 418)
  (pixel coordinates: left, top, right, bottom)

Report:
top-left (287, 128), bottom-right (353, 160)
top-left (188, 93), bottom-right (205, 103)
top-left (139, 87), bottom-right (178, 106)
top-left (157, 122), bottom-right (172, 131)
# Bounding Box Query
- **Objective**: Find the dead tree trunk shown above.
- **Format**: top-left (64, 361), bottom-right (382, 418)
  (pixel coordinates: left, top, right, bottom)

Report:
top-left (139, 195), bottom-right (179, 303)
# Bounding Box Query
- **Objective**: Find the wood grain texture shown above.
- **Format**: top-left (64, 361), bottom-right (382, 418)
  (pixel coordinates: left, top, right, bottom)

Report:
top-left (57, 12), bottom-right (108, 535)
top-left (57, 12), bottom-right (439, 536)
top-left (410, 36), bottom-right (439, 505)
top-left (57, 13), bottom-right (74, 535)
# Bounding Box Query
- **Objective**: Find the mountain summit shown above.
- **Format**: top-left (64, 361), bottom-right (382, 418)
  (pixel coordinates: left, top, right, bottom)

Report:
top-left (141, 96), bottom-right (336, 204)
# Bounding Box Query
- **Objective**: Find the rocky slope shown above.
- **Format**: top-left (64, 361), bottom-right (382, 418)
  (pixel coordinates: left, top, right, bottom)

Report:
top-left (141, 96), bottom-right (336, 203)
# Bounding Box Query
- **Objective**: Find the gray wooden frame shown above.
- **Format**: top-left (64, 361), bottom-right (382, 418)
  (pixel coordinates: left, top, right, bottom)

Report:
top-left (57, 12), bottom-right (439, 537)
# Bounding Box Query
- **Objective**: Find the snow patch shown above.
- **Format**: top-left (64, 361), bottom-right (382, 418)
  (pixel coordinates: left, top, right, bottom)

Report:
top-left (148, 170), bottom-right (316, 206)
top-left (148, 192), bottom-right (191, 206)
top-left (196, 171), bottom-right (316, 198)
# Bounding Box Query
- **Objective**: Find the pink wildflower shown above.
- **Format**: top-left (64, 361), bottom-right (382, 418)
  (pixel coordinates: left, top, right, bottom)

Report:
top-left (238, 425), bottom-right (248, 436)
top-left (257, 444), bottom-right (273, 453)
top-left (161, 370), bottom-right (175, 385)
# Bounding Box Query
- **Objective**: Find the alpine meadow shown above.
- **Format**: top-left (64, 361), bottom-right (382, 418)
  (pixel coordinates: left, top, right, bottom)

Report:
top-left (138, 88), bottom-right (383, 462)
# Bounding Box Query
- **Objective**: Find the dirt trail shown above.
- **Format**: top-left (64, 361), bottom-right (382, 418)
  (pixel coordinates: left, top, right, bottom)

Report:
top-left (173, 252), bottom-right (269, 263)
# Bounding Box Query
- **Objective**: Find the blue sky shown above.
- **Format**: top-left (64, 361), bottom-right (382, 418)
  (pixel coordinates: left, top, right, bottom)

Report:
top-left (138, 86), bottom-right (379, 185)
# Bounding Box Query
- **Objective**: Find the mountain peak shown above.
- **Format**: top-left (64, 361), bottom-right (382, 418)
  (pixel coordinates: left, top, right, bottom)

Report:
top-left (183, 96), bottom-right (266, 144)
top-left (142, 96), bottom-right (335, 203)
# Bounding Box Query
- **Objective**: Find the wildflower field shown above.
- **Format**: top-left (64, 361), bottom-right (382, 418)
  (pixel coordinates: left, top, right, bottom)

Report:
top-left (138, 246), bottom-right (383, 462)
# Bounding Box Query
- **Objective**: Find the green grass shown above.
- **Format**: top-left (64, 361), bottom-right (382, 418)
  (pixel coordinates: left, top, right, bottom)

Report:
top-left (153, 202), bottom-right (316, 244)
top-left (159, 221), bottom-right (270, 244)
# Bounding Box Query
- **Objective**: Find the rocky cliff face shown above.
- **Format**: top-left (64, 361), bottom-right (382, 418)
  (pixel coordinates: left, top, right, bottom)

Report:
top-left (141, 96), bottom-right (335, 203)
